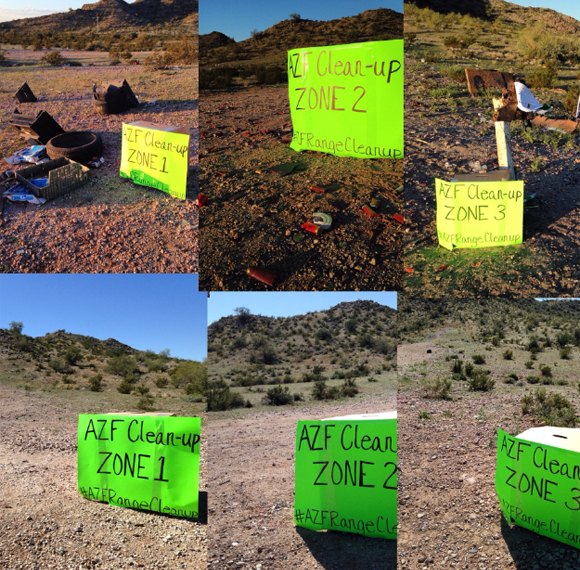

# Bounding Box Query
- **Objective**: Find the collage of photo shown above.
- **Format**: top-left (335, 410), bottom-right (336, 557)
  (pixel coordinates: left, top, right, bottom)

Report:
top-left (0, 1), bottom-right (578, 569)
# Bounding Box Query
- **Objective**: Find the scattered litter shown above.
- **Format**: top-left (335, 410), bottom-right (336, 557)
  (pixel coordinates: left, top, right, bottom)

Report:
top-left (310, 185), bottom-right (325, 193)
top-left (46, 131), bottom-right (103, 164)
top-left (370, 196), bottom-right (381, 209)
top-left (392, 213), bottom-right (405, 224)
top-left (93, 79), bottom-right (139, 115)
top-left (5, 145), bottom-right (47, 165)
top-left (9, 110), bottom-right (65, 144)
top-left (405, 267), bottom-right (414, 274)
top-left (87, 157), bottom-right (106, 169)
top-left (14, 82), bottom-right (37, 103)
top-left (312, 212), bottom-right (332, 230)
top-left (362, 205), bottom-right (379, 218)
top-left (436, 264), bottom-right (447, 273)
top-left (246, 267), bottom-right (276, 287)
top-left (197, 193), bottom-right (208, 207)
top-left (2, 186), bottom-right (46, 205)
top-left (301, 221), bottom-right (320, 235)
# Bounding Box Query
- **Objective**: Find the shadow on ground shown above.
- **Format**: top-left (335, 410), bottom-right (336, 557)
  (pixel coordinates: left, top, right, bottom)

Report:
top-left (296, 527), bottom-right (396, 570)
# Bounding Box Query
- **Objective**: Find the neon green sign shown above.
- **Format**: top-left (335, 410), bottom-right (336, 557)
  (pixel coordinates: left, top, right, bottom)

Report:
top-left (78, 414), bottom-right (201, 519)
top-left (294, 416), bottom-right (397, 539)
top-left (435, 178), bottom-right (524, 250)
top-left (288, 40), bottom-right (404, 159)
top-left (120, 121), bottom-right (190, 200)
top-left (495, 428), bottom-right (580, 549)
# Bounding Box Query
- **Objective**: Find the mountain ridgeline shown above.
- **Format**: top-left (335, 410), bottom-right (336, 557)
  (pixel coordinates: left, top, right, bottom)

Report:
top-left (208, 301), bottom-right (397, 387)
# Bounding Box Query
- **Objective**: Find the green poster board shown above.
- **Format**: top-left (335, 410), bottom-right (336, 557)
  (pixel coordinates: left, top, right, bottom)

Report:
top-left (495, 428), bottom-right (580, 549)
top-left (435, 178), bottom-right (524, 250)
top-left (288, 40), bottom-right (404, 160)
top-left (78, 414), bottom-right (201, 519)
top-left (120, 121), bottom-right (190, 200)
top-left (294, 415), bottom-right (397, 539)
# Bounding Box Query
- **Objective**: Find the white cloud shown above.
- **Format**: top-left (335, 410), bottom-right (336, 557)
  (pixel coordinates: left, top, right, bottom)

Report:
top-left (0, 9), bottom-right (56, 22)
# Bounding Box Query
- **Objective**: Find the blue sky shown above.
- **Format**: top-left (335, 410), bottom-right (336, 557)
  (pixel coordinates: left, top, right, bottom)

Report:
top-left (0, 275), bottom-right (207, 361)
top-left (208, 292), bottom-right (397, 324)
top-left (200, 1), bottom-right (403, 41)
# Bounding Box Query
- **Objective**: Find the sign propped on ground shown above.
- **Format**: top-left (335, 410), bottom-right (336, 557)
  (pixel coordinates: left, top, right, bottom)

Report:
top-left (120, 121), bottom-right (190, 200)
top-left (435, 177), bottom-right (524, 250)
top-left (294, 412), bottom-right (397, 539)
top-left (496, 427), bottom-right (580, 549)
top-left (288, 40), bottom-right (404, 159)
top-left (78, 414), bottom-right (201, 520)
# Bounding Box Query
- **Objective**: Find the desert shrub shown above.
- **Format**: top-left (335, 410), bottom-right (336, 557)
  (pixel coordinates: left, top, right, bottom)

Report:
top-left (373, 338), bottom-right (394, 355)
top-left (341, 378), bottom-right (359, 398)
top-left (358, 333), bottom-right (374, 349)
top-left (421, 378), bottom-right (452, 400)
top-left (472, 354), bottom-right (486, 364)
top-left (311, 380), bottom-right (340, 401)
top-left (528, 63), bottom-right (558, 88)
top-left (517, 24), bottom-right (579, 64)
top-left (117, 379), bottom-right (133, 394)
top-left (540, 365), bottom-right (552, 378)
top-left (464, 362), bottom-right (474, 377)
top-left (255, 64), bottom-right (287, 85)
top-left (155, 376), bottom-right (169, 388)
top-left (559, 347), bottom-right (572, 360)
top-left (107, 355), bottom-right (139, 381)
top-left (345, 319), bottom-right (358, 334)
top-left (0, 51), bottom-right (6, 66)
top-left (468, 369), bottom-right (495, 392)
top-left (232, 336), bottom-right (248, 349)
top-left (525, 360), bottom-right (534, 369)
top-left (527, 375), bottom-right (540, 384)
top-left (452, 359), bottom-right (463, 374)
top-left (145, 358), bottom-right (167, 373)
top-left (290, 13), bottom-right (301, 22)
top-left (49, 358), bottom-right (72, 375)
top-left (563, 89), bottom-right (579, 116)
top-left (200, 66), bottom-right (235, 90)
top-left (505, 373), bottom-right (519, 385)
top-left (41, 51), bottom-right (65, 66)
top-left (316, 328), bottom-right (332, 341)
top-left (88, 374), bottom-right (103, 392)
top-left (169, 361), bottom-right (207, 394)
top-left (206, 380), bottom-right (247, 411)
top-left (521, 388), bottom-right (577, 427)
top-left (527, 339), bottom-right (542, 354)
top-left (264, 385), bottom-right (293, 406)
top-left (9, 321), bottom-right (23, 334)
top-left (65, 346), bottom-right (82, 365)
top-left (503, 349), bottom-right (513, 360)
top-left (137, 392), bottom-right (155, 411)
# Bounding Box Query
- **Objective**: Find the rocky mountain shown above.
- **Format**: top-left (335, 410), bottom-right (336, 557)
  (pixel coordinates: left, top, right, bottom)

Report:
top-left (208, 301), bottom-right (397, 385)
top-left (201, 8), bottom-right (403, 66)
top-left (0, 0), bottom-right (197, 33)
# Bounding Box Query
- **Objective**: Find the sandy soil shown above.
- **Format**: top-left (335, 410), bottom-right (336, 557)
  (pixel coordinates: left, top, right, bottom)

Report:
top-left (0, 384), bottom-right (207, 569)
top-left (207, 392), bottom-right (397, 570)
top-left (0, 60), bottom-right (199, 273)
top-left (199, 85), bottom-right (404, 291)
top-left (397, 342), bottom-right (580, 570)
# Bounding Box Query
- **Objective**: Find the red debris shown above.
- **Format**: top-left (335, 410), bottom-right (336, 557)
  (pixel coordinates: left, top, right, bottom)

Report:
top-left (362, 205), bottom-right (379, 218)
top-left (310, 185), bottom-right (325, 193)
top-left (301, 222), bottom-right (320, 235)
top-left (392, 213), bottom-right (405, 224)
top-left (436, 264), bottom-right (447, 273)
top-left (242, 131), bottom-right (250, 138)
top-left (246, 267), bottom-right (276, 287)
top-left (197, 193), bottom-right (208, 207)
top-left (404, 267), bottom-right (414, 274)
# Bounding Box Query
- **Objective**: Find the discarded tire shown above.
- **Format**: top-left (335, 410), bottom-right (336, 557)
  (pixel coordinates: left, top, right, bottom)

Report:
top-left (46, 131), bottom-right (103, 164)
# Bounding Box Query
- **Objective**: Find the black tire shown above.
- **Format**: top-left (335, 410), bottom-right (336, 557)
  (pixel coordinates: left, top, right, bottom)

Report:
top-left (46, 131), bottom-right (103, 164)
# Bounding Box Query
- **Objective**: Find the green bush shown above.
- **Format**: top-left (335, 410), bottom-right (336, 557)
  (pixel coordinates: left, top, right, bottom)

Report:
top-left (528, 63), bottom-right (558, 88)
top-left (472, 354), bottom-right (486, 365)
top-left (311, 380), bottom-right (340, 401)
top-left (117, 379), bottom-right (133, 394)
top-left (264, 385), bottom-right (293, 406)
top-left (169, 361), bottom-right (207, 394)
top-left (505, 373), bottom-right (519, 385)
top-left (49, 358), bottom-right (72, 375)
top-left (525, 360), bottom-right (534, 369)
top-left (559, 347), bottom-right (572, 360)
top-left (521, 388), bottom-right (577, 427)
top-left (107, 355), bottom-right (140, 381)
top-left (65, 346), bottom-right (82, 365)
top-left (468, 369), bottom-right (495, 392)
top-left (540, 365), bottom-right (552, 378)
top-left (206, 381), bottom-right (247, 411)
top-left (503, 349), bottom-right (513, 360)
top-left (527, 375), bottom-right (540, 385)
top-left (41, 51), bottom-right (65, 66)
top-left (88, 374), bottom-right (103, 392)
top-left (421, 378), bottom-right (452, 400)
